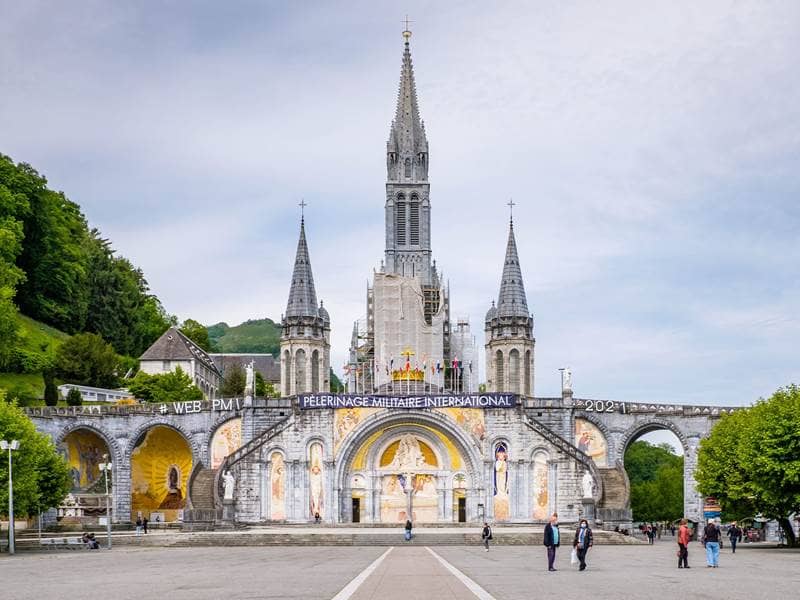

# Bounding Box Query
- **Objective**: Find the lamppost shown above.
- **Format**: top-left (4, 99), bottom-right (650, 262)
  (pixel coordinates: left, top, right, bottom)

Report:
top-left (98, 455), bottom-right (113, 549)
top-left (1, 439), bottom-right (20, 555)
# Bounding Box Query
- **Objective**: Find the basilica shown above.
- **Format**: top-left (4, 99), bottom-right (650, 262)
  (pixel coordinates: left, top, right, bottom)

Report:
top-left (29, 31), bottom-right (730, 531)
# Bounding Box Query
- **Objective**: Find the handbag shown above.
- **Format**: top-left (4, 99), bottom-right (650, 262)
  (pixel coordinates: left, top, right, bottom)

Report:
top-left (570, 548), bottom-right (578, 565)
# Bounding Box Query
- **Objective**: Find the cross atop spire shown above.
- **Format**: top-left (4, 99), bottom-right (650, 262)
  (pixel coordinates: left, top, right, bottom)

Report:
top-left (402, 15), bottom-right (413, 41)
top-left (507, 198), bottom-right (515, 224)
top-left (299, 198), bottom-right (307, 219)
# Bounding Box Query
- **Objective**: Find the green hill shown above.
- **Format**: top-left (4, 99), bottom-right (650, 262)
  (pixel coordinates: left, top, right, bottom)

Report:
top-left (0, 314), bottom-right (70, 402)
top-left (208, 318), bottom-right (282, 354)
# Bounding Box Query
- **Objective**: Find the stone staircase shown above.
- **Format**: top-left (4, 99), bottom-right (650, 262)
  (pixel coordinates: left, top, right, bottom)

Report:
top-left (15, 528), bottom-right (640, 550)
top-left (597, 463), bottom-right (632, 526)
top-left (184, 467), bottom-right (221, 529)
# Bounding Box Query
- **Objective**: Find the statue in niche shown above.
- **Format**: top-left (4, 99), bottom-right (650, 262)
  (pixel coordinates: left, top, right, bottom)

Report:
top-left (223, 470), bottom-right (235, 501)
top-left (582, 471), bottom-right (594, 499)
top-left (159, 465), bottom-right (184, 509)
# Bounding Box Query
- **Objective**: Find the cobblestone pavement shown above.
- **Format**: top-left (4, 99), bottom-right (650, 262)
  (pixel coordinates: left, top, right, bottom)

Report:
top-left (1, 540), bottom-right (797, 599)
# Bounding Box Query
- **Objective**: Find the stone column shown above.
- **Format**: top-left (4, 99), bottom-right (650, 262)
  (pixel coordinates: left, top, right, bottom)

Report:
top-left (484, 459), bottom-right (494, 520)
top-left (684, 438), bottom-right (702, 523)
top-left (324, 459), bottom-right (334, 523)
top-left (263, 457), bottom-right (271, 520)
top-left (113, 458), bottom-right (131, 523)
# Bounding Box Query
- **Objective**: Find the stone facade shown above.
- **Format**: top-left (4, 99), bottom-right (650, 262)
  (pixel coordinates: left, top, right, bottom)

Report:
top-left (26, 395), bottom-right (737, 527)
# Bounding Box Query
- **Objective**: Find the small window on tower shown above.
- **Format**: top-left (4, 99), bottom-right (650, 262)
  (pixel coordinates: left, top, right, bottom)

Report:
top-left (404, 158), bottom-right (411, 178)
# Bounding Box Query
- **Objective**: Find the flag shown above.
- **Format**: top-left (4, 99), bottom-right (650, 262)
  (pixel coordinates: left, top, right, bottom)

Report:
top-left (469, 361), bottom-right (473, 373)
top-left (405, 356), bottom-right (411, 372)
top-left (436, 361), bottom-right (441, 373)
top-left (452, 356), bottom-right (460, 370)
top-left (390, 356), bottom-right (394, 371)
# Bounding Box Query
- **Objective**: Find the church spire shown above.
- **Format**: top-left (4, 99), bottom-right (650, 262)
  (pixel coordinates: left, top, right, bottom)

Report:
top-left (496, 218), bottom-right (530, 318)
top-left (285, 216), bottom-right (319, 318)
top-left (387, 27), bottom-right (428, 181)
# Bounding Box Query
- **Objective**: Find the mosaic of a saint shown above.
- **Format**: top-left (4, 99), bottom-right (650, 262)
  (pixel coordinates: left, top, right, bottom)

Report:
top-left (309, 443), bottom-right (324, 519)
top-left (493, 444), bottom-right (510, 520)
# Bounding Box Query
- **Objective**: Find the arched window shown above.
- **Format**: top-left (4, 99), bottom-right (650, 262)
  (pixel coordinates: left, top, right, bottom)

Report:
top-left (495, 350), bottom-right (504, 391)
top-left (395, 194), bottom-right (406, 246)
top-left (409, 194), bottom-right (420, 245)
top-left (404, 157), bottom-right (412, 178)
top-left (295, 349), bottom-right (307, 394)
top-left (509, 349), bottom-right (521, 394)
top-left (283, 349), bottom-right (292, 396)
top-left (524, 350), bottom-right (532, 396)
top-left (311, 349), bottom-right (320, 393)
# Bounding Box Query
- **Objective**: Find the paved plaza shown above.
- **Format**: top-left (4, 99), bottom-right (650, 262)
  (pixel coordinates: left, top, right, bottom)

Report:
top-left (2, 539), bottom-right (798, 600)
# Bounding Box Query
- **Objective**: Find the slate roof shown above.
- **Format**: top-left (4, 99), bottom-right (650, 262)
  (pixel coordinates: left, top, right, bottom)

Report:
top-left (209, 354), bottom-right (280, 384)
top-left (285, 218), bottom-right (320, 319)
top-left (139, 327), bottom-right (221, 375)
top-left (495, 220), bottom-right (530, 318)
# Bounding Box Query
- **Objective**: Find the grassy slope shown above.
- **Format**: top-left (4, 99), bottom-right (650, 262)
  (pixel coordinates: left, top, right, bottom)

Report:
top-left (208, 318), bottom-right (282, 354)
top-left (0, 314), bottom-right (70, 401)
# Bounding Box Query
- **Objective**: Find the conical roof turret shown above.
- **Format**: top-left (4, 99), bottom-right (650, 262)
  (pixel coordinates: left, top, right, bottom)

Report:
top-left (496, 219), bottom-right (530, 318)
top-left (285, 217), bottom-right (319, 319)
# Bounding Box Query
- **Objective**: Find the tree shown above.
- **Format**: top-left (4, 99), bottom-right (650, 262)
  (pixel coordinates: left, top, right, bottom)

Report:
top-left (624, 441), bottom-right (684, 522)
top-left (330, 368), bottom-right (344, 393)
top-left (43, 372), bottom-right (59, 406)
top-left (696, 385), bottom-right (800, 546)
top-left (65, 387), bottom-right (83, 406)
top-left (0, 392), bottom-right (71, 516)
top-left (54, 332), bottom-right (120, 388)
top-left (127, 367), bottom-right (203, 403)
top-left (221, 364), bottom-right (246, 397)
top-left (180, 319), bottom-right (211, 352)
top-left (255, 371), bottom-right (267, 397)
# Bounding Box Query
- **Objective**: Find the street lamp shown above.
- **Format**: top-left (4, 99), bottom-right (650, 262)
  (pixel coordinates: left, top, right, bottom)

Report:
top-left (1, 439), bottom-right (20, 555)
top-left (98, 455), bottom-right (113, 549)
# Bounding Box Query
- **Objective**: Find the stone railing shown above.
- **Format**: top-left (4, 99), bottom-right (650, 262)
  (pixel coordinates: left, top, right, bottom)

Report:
top-left (522, 414), bottom-right (605, 502)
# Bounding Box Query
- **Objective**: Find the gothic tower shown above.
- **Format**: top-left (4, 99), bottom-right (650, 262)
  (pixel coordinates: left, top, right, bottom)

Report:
top-left (280, 216), bottom-right (330, 396)
top-left (384, 30), bottom-right (432, 285)
top-left (485, 217), bottom-right (535, 395)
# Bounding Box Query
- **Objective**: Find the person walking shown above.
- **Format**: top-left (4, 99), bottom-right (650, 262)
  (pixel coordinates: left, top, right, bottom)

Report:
top-left (703, 520), bottom-right (721, 568)
top-left (482, 522), bottom-right (493, 552)
top-left (543, 513), bottom-right (561, 571)
top-left (727, 522), bottom-right (742, 553)
top-left (677, 519), bottom-right (690, 569)
top-left (135, 516), bottom-right (143, 536)
top-left (404, 519), bottom-right (413, 542)
top-left (572, 519), bottom-right (594, 571)
top-left (142, 517), bottom-right (149, 535)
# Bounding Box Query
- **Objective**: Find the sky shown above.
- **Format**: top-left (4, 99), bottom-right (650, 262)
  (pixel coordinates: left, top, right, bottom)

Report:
top-left (2, 1), bottom-right (798, 417)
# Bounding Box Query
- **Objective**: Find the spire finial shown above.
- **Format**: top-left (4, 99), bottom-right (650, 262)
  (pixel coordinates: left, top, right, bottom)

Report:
top-left (402, 15), bottom-right (412, 42)
top-left (507, 198), bottom-right (515, 224)
top-left (299, 198), bottom-right (307, 220)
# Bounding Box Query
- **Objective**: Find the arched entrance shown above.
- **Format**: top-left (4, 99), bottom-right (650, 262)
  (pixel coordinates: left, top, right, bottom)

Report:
top-left (620, 422), bottom-right (688, 531)
top-left (335, 411), bottom-right (482, 524)
top-left (130, 425), bottom-right (193, 522)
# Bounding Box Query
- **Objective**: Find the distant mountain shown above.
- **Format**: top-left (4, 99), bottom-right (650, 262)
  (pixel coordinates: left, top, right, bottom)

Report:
top-left (208, 318), bottom-right (282, 355)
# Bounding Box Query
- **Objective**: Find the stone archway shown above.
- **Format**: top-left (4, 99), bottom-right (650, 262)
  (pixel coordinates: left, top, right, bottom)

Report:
top-left (129, 424), bottom-right (194, 522)
top-left (334, 410), bottom-right (483, 524)
top-left (618, 419), bottom-right (694, 522)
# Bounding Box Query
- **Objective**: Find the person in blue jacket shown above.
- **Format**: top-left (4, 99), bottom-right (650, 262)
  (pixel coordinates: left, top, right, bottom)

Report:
top-left (543, 513), bottom-right (561, 571)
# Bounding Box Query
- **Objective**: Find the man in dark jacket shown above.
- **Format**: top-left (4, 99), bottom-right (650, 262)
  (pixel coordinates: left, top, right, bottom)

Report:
top-left (572, 519), bottom-right (594, 571)
top-left (543, 513), bottom-right (560, 571)
top-left (727, 522), bottom-right (742, 553)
